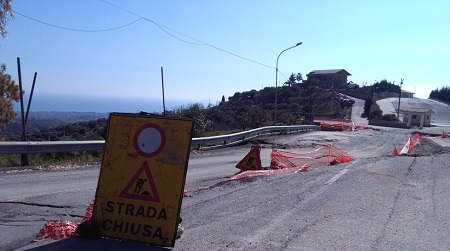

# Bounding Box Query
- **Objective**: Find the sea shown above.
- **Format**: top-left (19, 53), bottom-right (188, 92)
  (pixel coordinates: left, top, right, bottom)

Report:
top-left (13, 93), bottom-right (209, 114)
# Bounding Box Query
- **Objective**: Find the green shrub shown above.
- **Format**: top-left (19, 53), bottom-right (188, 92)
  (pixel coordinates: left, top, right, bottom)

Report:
top-left (381, 114), bottom-right (397, 121)
top-left (369, 103), bottom-right (383, 120)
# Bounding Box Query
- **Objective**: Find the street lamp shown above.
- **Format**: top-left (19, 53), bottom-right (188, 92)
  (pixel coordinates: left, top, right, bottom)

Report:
top-left (274, 42), bottom-right (302, 124)
top-left (397, 79), bottom-right (404, 121)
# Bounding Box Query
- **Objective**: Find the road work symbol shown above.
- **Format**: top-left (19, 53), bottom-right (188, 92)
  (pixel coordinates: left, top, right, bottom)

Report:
top-left (120, 161), bottom-right (160, 202)
top-left (134, 178), bottom-right (147, 194)
top-left (236, 145), bottom-right (262, 171)
top-left (246, 157), bottom-right (255, 166)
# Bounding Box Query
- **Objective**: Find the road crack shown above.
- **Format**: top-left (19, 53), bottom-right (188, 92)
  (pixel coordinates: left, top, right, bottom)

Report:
top-left (371, 156), bottom-right (417, 250)
top-left (0, 201), bottom-right (73, 209)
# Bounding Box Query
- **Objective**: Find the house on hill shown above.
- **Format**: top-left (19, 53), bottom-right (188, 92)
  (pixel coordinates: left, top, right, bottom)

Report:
top-left (306, 69), bottom-right (351, 88)
top-left (401, 89), bottom-right (415, 98)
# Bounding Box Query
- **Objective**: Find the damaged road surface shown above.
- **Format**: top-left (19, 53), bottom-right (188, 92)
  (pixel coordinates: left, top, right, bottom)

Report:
top-left (0, 168), bottom-right (98, 250)
top-left (2, 127), bottom-right (450, 250)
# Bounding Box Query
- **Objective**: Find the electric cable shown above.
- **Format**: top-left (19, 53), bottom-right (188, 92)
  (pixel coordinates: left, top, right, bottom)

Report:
top-left (13, 3), bottom-right (297, 81)
top-left (101, 0), bottom-right (275, 70)
top-left (12, 10), bottom-right (143, 32)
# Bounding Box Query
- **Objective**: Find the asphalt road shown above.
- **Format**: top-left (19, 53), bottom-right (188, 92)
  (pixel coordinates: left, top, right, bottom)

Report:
top-left (2, 97), bottom-right (450, 250)
top-left (1, 124), bottom-right (450, 251)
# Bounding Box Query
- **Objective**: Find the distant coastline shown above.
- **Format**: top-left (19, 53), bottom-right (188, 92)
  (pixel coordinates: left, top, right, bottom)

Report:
top-left (13, 93), bottom-right (209, 114)
top-left (6, 94), bottom-right (210, 136)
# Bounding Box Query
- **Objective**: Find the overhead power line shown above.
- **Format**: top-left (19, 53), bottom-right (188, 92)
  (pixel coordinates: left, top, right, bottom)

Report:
top-left (12, 10), bottom-right (143, 32)
top-left (13, 3), bottom-right (299, 80)
top-left (101, 0), bottom-right (274, 70)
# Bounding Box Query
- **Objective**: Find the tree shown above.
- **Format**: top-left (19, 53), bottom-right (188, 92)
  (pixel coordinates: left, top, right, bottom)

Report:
top-left (0, 64), bottom-right (19, 132)
top-left (369, 103), bottom-right (383, 120)
top-left (284, 73), bottom-right (297, 87)
top-left (364, 96), bottom-right (373, 116)
top-left (301, 104), bottom-right (314, 123)
top-left (429, 85), bottom-right (450, 103)
top-left (278, 112), bottom-right (297, 125)
top-left (371, 79), bottom-right (400, 93)
top-left (1, 0), bottom-right (18, 138)
top-left (247, 106), bottom-right (268, 128)
top-left (174, 103), bottom-right (211, 137)
top-left (235, 107), bottom-right (251, 130)
top-left (1, 0), bottom-right (13, 37)
top-left (296, 73), bottom-right (303, 82)
top-left (234, 106), bottom-right (268, 130)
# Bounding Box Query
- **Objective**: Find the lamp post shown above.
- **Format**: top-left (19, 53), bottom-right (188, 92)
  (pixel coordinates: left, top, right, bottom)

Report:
top-left (274, 42), bottom-right (302, 124)
top-left (397, 78), bottom-right (404, 121)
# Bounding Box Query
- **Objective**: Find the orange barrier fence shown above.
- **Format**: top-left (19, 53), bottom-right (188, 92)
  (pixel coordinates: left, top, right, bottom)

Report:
top-left (271, 145), bottom-right (354, 169)
top-left (393, 131), bottom-right (449, 156)
top-left (320, 122), bottom-right (353, 131)
top-left (399, 133), bottom-right (424, 155)
top-left (35, 200), bottom-right (94, 241)
top-left (313, 117), bottom-right (371, 131)
top-left (184, 145), bottom-right (354, 195)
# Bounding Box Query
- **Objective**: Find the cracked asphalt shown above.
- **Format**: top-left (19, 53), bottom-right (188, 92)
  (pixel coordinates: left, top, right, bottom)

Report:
top-left (2, 97), bottom-right (450, 250)
top-left (2, 125), bottom-right (449, 251)
top-left (0, 168), bottom-right (98, 251)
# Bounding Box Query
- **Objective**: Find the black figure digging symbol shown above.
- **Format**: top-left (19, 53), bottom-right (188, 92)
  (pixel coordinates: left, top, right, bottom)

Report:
top-left (134, 178), bottom-right (148, 195)
top-left (246, 156), bottom-right (255, 167)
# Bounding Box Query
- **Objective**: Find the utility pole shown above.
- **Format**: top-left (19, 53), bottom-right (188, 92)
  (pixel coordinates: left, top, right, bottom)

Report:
top-left (397, 78), bottom-right (404, 121)
top-left (17, 58), bottom-right (29, 166)
top-left (161, 67), bottom-right (166, 116)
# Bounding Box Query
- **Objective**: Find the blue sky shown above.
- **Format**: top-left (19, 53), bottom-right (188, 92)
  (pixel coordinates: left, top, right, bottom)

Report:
top-left (1, 0), bottom-right (449, 112)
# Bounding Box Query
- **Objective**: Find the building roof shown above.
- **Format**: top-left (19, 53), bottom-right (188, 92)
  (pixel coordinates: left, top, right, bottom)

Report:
top-left (307, 69), bottom-right (351, 76)
top-left (401, 89), bottom-right (415, 94)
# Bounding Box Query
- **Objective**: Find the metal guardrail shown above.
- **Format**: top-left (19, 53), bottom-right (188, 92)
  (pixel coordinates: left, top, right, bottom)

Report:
top-left (192, 125), bottom-right (318, 150)
top-left (0, 125), bottom-right (319, 154)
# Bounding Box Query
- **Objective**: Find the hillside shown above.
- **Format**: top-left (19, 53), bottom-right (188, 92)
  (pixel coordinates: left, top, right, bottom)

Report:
top-left (3, 112), bottom-right (108, 141)
top-left (2, 85), bottom-right (343, 140)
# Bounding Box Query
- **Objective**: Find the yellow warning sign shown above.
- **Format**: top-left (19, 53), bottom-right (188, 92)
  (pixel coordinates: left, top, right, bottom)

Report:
top-left (93, 113), bottom-right (193, 247)
top-left (236, 145), bottom-right (262, 171)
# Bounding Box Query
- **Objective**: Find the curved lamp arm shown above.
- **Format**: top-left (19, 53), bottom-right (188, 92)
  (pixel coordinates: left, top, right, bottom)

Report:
top-left (274, 42), bottom-right (303, 124)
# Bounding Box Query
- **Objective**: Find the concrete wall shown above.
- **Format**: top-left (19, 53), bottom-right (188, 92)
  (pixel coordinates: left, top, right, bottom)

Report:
top-left (373, 91), bottom-right (414, 99)
top-left (368, 120), bottom-right (409, 128)
top-left (339, 90), bottom-right (367, 100)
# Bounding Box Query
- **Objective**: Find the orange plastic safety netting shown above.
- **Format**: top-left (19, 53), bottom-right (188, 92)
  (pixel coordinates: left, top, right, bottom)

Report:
top-left (230, 164), bottom-right (309, 180)
top-left (393, 131), bottom-right (449, 156)
top-left (184, 164), bottom-right (311, 195)
top-left (271, 144), bottom-right (354, 169)
top-left (34, 200), bottom-right (94, 241)
top-left (313, 117), bottom-right (371, 131)
top-left (399, 133), bottom-right (424, 155)
top-left (184, 145), bottom-right (354, 196)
